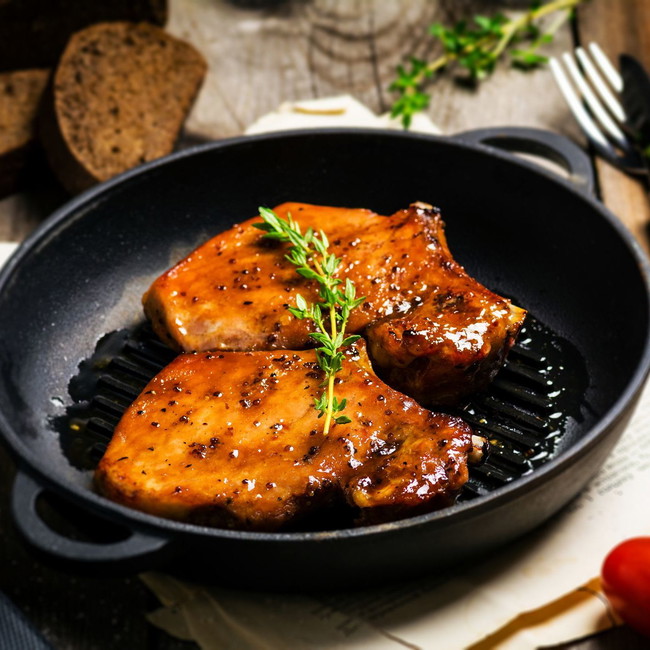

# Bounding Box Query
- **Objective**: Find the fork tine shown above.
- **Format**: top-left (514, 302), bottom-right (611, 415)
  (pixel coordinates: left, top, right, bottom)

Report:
top-left (575, 46), bottom-right (626, 123)
top-left (549, 57), bottom-right (620, 161)
top-left (552, 47), bottom-right (648, 175)
top-left (561, 53), bottom-right (631, 151)
top-left (588, 42), bottom-right (623, 93)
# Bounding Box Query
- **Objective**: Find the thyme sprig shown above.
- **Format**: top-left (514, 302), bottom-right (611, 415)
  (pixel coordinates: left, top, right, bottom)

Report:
top-left (390, 0), bottom-right (588, 127)
top-left (254, 207), bottom-right (365, 434)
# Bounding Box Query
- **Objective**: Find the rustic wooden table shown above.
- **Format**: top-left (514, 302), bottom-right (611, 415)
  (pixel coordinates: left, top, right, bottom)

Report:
top-left (1, 1), bottom-right (649, 648)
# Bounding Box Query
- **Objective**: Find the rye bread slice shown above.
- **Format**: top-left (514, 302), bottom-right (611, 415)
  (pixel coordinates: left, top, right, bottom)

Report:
top-left (40, 22), bottom-right (207, 194)
top-left (0, 68), bottom-right (50, 198)
top-left (0, 0), bottom-right (167, 72)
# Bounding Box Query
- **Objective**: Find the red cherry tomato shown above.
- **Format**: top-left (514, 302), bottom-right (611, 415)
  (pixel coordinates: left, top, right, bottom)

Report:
top-left (601, 537), bottom-right (650, 637)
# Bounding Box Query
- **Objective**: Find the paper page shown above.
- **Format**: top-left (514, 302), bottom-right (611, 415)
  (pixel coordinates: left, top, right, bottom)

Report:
top-left (143, 573), bottom-right (408, 650)
top-left (469, 579), bottom-right (618, 650)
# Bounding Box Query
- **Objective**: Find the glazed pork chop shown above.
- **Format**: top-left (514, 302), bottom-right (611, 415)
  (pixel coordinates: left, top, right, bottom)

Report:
top-left (144, 202), bottom-right (440, 352)
top-left (95, 344), bottom-right (474, 530)
top-left (366, 217), bottom-right (525, 407)
top-left (143, 202), bottom-right (525, 406)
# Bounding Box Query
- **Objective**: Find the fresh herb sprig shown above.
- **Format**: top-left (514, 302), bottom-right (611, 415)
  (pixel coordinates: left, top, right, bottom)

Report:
top-left (390, 0), bottom-right (588, 127)
top-left (254, 207), bottom-right (365, 434)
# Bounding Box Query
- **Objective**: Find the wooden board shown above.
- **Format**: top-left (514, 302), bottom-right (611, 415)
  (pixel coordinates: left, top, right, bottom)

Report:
top-left (170, 0), bottom-right (582, 140)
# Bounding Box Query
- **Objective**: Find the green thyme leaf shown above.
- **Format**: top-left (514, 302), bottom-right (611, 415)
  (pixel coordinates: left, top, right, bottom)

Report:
top-left (390, 0), bottom-right (589, 127)
top-left (257, 206), bottom-right (366, 434)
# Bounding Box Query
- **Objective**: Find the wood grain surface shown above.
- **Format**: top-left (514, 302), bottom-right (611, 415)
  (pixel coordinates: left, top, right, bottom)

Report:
top-left (171, 0), bottom-right (582, 139)
top-left (0, 1), bottom-right (649, 649)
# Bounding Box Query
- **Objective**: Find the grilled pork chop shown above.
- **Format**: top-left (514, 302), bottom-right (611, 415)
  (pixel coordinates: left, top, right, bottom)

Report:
top-left (144, 202), bottom-right (437, 351)
top-left (365, 213), bottom-right (525, 406)
top-left (95, 345), bottom-right (474, 530)
top-left (143, 202), bottom-right (525, 406)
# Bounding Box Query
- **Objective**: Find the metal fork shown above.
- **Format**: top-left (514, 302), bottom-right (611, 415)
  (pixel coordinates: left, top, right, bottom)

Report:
top-left (550, 42), bottom-right (648, 175)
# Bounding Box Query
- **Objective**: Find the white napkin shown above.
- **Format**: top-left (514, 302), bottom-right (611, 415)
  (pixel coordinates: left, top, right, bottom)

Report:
top-left (0, 243), bottom-right (18, 268)
top-left (244, 95), bottom-right (441, 135)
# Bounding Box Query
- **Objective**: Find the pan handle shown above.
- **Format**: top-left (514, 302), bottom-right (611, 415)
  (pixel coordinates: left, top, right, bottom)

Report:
top-left (452, 127), bottom-right (595, 195)
top-left (11, 470), bottom-right (170, 571)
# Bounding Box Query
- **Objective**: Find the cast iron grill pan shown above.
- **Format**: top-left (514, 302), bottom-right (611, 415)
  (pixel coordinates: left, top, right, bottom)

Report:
top-left (1, 127), bottom-right (648, 588)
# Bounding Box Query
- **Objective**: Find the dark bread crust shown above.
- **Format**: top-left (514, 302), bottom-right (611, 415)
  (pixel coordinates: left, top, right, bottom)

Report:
top-left (0, 0), bottom-right (167, 72)
top-left (0, 68), bottom-right (50, 198)
top-left (40, 21), bottom-right (207, 195)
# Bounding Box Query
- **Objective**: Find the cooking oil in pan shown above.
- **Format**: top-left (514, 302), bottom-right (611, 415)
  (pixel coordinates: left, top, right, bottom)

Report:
top-left (460, 314), bottom-right (589, 498)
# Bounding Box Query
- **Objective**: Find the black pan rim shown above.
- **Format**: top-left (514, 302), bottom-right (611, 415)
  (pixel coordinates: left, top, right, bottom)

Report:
top-left (1, 127), bottom-right (650, 543)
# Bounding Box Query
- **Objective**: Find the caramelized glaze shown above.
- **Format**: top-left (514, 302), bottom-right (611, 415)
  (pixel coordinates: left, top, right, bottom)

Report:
top-left (143, 201), bottom-right (525, 407)
top-left (144, 202), bottom-right (442, 351)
